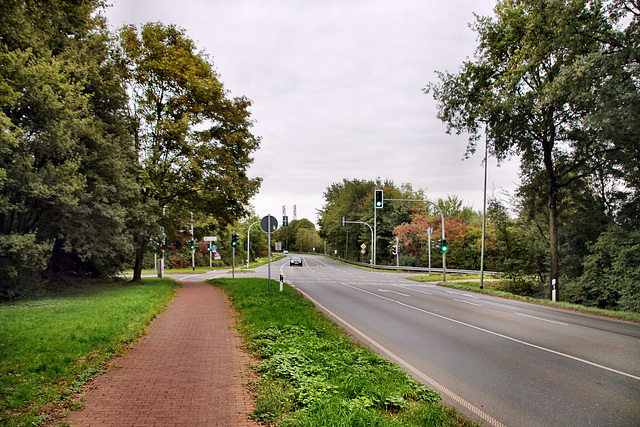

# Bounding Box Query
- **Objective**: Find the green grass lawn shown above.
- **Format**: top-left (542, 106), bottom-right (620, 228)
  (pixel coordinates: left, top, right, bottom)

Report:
top-left (212, 277), bottom-right (477, 426)
top-left (0, 278), bottom-right (178, 426)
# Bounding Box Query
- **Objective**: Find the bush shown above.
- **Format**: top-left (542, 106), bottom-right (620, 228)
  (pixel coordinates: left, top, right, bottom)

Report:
top-left (580, 228), bottom-right (640, 312)
top-left (0, 233), bottom-right (53, 300)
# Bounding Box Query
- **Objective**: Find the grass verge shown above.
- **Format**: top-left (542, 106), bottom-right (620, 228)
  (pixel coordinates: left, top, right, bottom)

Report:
top-left (212, 278), bottom-right (477, 426)
top-left (409, 276), bottom-right (640, 323)
top-left (0, 278), bottom-right (178, 426)
top-left (124, 256), bottom-right (286, 276)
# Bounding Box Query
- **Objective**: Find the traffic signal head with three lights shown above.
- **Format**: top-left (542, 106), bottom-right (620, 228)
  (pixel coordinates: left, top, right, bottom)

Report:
top-left (231, 232), bottom-right (239, 247)
top-left (375, 189), bottom-right (383, 208)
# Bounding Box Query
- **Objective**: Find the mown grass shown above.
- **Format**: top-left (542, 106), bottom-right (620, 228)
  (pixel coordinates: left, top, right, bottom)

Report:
top-left (409, 275), bottom-right (640, 323)
top-left (127, 255), bottom-right (286, 276)
top-left (0, 278), bottom-right (178, 426)
top-left (212, 278), bottom-right (477, 426)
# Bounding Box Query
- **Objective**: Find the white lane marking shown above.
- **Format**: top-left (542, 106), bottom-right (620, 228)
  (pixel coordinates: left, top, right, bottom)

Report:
top-left (454, 299), bottom-right (483, 307)
top-left (515, 312), bottom-right (568, 326)
top-left (295, 287), bottom-right (506, 427)
top-left (339, 282), bottom-right (640, 382)
top-left (378, 289), bottom-right (410, 297)
top-left (395, 285), bottom-right (433, 295)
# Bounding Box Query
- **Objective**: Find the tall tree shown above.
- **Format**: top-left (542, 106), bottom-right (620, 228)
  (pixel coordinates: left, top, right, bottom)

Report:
top-left (1, 1), bottom-right (137, 296)
top-left (117, 23), bottom-right (261, 281)
top-left (426, 0), bottom-right (636, 297)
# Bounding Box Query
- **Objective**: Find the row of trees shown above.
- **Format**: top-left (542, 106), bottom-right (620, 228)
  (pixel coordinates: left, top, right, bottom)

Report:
top-left (0, 1), bottom-right (260, 298)
top-left (318, 177), bottom-right (639, 312)
top-left (318, 179), bottom-right (477, 267)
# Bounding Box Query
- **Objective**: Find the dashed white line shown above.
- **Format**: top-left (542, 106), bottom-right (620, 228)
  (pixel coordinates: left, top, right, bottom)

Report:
top-left (378, 289), bottom-right (410, 297)
top-left (515, 312), bottom-right (568, 326)
top-left (454, 299), bottom-right (483, 307)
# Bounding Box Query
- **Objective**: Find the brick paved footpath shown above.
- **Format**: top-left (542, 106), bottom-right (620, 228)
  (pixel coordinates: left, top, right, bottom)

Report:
top-left (64, 280), bottom-right (257, 426)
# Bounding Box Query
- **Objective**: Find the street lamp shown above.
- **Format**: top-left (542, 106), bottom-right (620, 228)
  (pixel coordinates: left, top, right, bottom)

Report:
top-left (480, 127), bottom-right (488, 290)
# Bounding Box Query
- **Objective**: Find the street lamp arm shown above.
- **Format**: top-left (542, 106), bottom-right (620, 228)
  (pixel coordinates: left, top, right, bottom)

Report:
top-left (343, 220), bottom-right (374, 265)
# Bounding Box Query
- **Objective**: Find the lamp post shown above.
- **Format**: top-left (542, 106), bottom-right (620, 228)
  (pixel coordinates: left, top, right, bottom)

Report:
top-left (480, 128), bottom-right (489, 290)
top-left (247, 220), bottom-right (259, 268)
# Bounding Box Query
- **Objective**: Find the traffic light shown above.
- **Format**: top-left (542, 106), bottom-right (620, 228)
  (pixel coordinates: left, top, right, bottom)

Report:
top-left (283, 216), bottom-right (288, 227)
top-left (392, 245), bottom-right (398, 255)
top-left (341, 216), bottom-right (346, 227)
top-left (440, 239), bottom-right (449, 253)
top-left (375, 189), bottom-right (383, 208)
top-left (189, 239), bottom-right (195, 250)
top-left (231, 232), bottom-right (239, 247)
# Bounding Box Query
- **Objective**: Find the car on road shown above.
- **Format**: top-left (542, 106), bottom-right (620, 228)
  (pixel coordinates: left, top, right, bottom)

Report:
top-left (290, 256), bottom-right (303, 266)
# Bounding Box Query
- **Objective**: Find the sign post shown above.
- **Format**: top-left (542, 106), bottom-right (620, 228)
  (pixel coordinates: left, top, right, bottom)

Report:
top-left (260, 215), bottom-right (278, 295)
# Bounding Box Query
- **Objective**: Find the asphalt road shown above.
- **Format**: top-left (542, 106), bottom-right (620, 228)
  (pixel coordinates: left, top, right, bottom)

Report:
top-left (170, 255), bottom-right (640, 427)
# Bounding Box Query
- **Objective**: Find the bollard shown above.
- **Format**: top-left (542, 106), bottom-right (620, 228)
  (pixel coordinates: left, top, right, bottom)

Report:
top-left (279, 274), bottom-right (284, 292)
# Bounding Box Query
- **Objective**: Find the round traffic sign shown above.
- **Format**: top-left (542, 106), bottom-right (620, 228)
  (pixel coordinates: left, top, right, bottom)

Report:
top-left (260, 215), bottom-right (278, 233)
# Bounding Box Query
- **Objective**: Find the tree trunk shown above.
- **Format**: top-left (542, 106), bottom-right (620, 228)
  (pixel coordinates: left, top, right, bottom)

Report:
top-left (131, 236), bottom-right (147, 282)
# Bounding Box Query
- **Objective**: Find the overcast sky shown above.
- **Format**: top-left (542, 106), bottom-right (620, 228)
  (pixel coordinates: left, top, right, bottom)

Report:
top-left (103, 0), bottom-right (521, 225)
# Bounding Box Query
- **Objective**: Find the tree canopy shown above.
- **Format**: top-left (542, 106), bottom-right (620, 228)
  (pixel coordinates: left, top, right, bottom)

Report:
top-left (425, 0), bottom-right (639, 296)
top-left (0, 2), bottom-right (261, 296)
top-left (117, 22), bottom-right (261, 281)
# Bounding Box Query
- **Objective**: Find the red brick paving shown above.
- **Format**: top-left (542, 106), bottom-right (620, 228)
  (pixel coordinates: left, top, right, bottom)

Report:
top-left (64, 281), bottom-right (257, 426)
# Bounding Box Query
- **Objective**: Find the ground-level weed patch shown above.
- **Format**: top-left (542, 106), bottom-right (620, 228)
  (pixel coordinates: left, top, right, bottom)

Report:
top-left (212, 278), bottom-right (477, 426)
top-left (0, 278), bottom-right (178, 426)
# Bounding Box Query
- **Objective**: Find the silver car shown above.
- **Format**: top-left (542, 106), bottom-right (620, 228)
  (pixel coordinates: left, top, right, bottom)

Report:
top-left (290, 256), bottom-right (303, 266)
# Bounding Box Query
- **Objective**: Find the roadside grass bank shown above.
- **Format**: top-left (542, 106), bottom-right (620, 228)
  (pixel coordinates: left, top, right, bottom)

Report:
top-left (0, 278), bottom-right (178, 426)
top-left (212, 278), bottom-right (477, 427)
top-left (409, 276), bottom-right (640, 323)
top-left (125, 256), bottom-right (286, 276)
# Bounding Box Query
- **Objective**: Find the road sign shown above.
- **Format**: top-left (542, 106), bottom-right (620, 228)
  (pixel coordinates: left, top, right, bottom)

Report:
top-left (213, 251), bottom-right (221, 260)
top-left (212, 245), bottom-right (217, 251)
top-left (360, 243), bottom-right (366, 250)
top-left (260, 215), bottom-right (278, 233)
top-left (203, 236), bottom-right (217, 242)
top-left (361, 249), bottom-right (366, 254)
